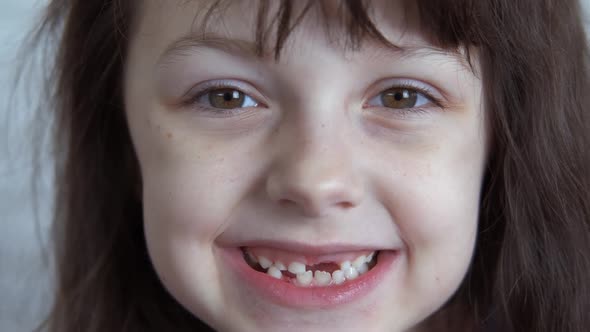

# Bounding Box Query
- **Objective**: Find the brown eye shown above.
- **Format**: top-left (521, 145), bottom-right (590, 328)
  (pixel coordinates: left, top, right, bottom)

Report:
top-left (208, 89), bottom-right (246, 109)
top-left (380, 88), bottom-right (419, 109)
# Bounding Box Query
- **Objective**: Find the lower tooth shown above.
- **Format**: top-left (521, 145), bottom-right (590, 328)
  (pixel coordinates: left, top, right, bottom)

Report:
top-left (332, 270), bottom-right (345, 284)
top-left (314, 271), bottom-right (331, 286)
top-left (296, 271), bottom-right (313, 286)
top-left (267, 266), bottom-right (283, 279)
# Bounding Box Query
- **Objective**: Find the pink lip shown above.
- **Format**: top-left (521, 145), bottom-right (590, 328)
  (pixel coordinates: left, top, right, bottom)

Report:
top-left (218, 244), bottom-right (399, 308)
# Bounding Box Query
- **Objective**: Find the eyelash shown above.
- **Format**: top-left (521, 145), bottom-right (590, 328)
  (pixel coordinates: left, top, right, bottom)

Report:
top-left (183, 80), bottom-right (262, 117)
top-left (365, 81), bottom-right (445, 117)
top-left (184, 80), bottom-right (444, 116)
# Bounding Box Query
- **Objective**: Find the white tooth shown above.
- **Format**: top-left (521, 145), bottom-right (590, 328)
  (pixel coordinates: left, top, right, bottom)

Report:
top-left (258, 256), bottom-right (272, 269)
top-left (332, 270), bottom-right (345, 285)
top-left (343, 266), bottom-right (359, 280)
top-left (267, 266), bottom-right (283, 279)
top-left (288, 261), bottom-right (307, 274)
top-left (296, 270), bottom-right (313, 286)
top-left (366, 252), bottom-right (375, 263)
top-left (352, 255), bottom-right (367, 269)
top-left (314, 271), bottom-right (332, 286)
top-left (340, 260), bottom-right (351, 270)
top-left (357, 263), bottom-right (369, 274)
top-left (274, 261), bottom-right (286, 271)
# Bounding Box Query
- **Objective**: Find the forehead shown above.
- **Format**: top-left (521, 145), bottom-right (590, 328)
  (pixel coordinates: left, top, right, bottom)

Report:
top-left (135, 0), bottom-right (417, 36)
top-left (132, 0), bottom-right (467, 67)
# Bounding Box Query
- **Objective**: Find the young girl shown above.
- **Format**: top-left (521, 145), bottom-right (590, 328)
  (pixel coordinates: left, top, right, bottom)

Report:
top-left (30, 0), bottom-right (589, 331)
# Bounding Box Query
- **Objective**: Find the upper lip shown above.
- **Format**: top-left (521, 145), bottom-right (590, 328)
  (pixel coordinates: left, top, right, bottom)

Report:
top-left (218, 239), bottom-right (398, 256)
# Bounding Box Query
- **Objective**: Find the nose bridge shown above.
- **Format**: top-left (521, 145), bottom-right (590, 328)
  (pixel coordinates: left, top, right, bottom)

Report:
top-left (266, 117), bottom-right (364, 218)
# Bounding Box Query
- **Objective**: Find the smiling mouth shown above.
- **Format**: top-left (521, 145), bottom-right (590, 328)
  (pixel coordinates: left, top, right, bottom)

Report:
top-left (241, 247), bottom-right (380, 287)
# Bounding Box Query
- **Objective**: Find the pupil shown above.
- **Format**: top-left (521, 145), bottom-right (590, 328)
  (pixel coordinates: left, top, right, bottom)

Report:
top-left (381, 88), bottom-right (418, 109)
top-left (223, 92), bottom-right (233, 101)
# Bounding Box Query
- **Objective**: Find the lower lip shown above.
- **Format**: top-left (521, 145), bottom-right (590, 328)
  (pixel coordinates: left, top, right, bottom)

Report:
top-left (219, 247), bottom-right (399, 308)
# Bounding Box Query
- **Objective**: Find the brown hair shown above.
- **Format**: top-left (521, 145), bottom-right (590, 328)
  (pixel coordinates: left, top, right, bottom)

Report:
top-left (29, 0), bottom-right (590, 331)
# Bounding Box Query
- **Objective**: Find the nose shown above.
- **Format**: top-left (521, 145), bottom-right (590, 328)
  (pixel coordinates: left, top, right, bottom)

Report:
top-left (265, 125), bottom-right (364, 218)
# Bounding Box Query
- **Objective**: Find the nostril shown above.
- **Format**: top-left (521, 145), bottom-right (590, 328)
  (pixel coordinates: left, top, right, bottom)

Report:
top-left (267, 170), bottom-right (363, 217)
top-left (275, 196), bottom-right (356, 215)
top-left (278, 199), bottom-right (294, 207)
top-left (338, 202), bottom-right (354, 209)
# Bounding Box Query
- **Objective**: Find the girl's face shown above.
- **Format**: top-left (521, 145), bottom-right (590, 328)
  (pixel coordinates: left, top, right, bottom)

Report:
top-left (124, 1), bottom-right (487, 331)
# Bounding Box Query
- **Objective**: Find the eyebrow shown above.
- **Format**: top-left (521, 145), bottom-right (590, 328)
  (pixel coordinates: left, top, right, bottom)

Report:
top-left (157, 33), bottom-right (271, 67)
top-left (156, 32), bottom-right (470, 69)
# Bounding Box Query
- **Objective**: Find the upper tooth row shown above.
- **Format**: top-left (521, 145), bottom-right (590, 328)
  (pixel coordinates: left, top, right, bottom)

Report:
top-left (251, 252), bottom-right (376, 286)
top-left (253, 252), bottom-right (375, 272)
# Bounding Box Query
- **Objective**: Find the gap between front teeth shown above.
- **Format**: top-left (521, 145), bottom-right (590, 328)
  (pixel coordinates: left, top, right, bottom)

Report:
top-left (251, 252), bottom-right (377, 287)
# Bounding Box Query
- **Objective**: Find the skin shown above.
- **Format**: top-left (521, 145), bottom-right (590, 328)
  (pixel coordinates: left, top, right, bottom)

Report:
top-left (124, 0), bottom-right (487, 331)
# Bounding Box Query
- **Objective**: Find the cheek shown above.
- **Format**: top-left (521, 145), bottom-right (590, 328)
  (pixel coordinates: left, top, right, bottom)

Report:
top-left (379, 170), bottom-right (480, 292)
top-left (395, 172), bottom-right (481, 251)
top-left (396, 173), bottom-right (480, 277)
top-left (372, 134), bottom-right (485, 309)
top-left (140, 153), bottom-right (251, 245)
top-left (394, 119), bottom-right (485, 256)
top-left (137, 139), bottom-right (260, 328)
top-left (128, 109), bottom-right (245, 239)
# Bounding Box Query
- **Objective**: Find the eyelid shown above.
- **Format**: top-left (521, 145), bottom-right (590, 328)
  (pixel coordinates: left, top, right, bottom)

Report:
top-left (182, 79), bottom-right (267, 107)
top-left (364, 78), bottom-right (446, 109)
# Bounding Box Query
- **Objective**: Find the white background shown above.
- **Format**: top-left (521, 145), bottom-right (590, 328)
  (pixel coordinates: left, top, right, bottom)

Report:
top-left (1, 1), bottom-right (53, 331)
top-left (1, 1), bottom-right (589, 331)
